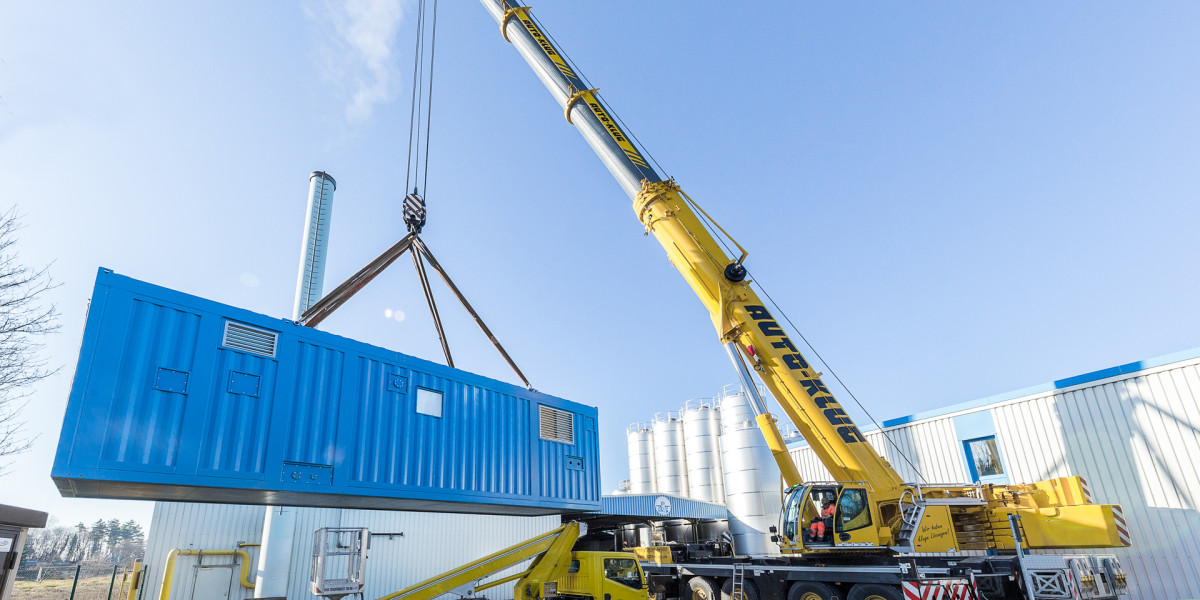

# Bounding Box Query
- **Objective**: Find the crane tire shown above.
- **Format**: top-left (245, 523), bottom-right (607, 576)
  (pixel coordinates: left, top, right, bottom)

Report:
top-left (720, 577), bottom-right (759, 600)
top-left (687, 577), bottom-right (719, 600)
top-left (847, 583), bottom-right (902, 600)
top-left (787, 582), bottom-right (838, 600)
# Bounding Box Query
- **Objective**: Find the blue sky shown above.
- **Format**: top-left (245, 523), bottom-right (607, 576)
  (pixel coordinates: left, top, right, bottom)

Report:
top-left (2, 1), bottom-right (1198, 529)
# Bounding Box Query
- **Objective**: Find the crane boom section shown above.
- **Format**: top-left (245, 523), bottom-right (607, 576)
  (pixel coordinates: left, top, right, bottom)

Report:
top-left (482, 0), bottom-right (904, 496)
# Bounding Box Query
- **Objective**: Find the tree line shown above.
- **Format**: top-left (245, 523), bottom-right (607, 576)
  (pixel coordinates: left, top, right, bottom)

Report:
top-left (21, 519), bottom-right (146, 566)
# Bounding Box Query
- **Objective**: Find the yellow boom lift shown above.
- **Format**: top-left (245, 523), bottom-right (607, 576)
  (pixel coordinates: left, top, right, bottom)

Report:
top-left (377, 523), bottom-right (648, 600)
top-left (482, 0), bottom-right (1129, 557)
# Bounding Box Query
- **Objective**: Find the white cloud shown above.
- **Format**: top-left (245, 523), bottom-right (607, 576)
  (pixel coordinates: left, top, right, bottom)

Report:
top-left (313, 0), bottom-right (411, 124)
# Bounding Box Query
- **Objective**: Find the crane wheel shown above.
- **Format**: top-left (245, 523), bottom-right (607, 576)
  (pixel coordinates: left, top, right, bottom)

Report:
top-left (686, 577), bottom-right (719, 600)
top-left (787, 582), bottom-right (837, 600)
top-left (847, 583), bottom-right (902, 600)
top-left (720, 577), bottom-right (759, 600)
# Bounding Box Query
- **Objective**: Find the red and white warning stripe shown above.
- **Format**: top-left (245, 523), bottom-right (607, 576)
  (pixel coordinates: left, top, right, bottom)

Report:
top-left (901, 580), bottom-right (977, 600)
top-left (1113, 506), bottom-right (1131, 546)
top-left (1079, 476), bottom-right (1093, 504)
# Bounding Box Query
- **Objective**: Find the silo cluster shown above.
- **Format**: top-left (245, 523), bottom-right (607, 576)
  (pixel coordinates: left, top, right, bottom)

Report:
top-left (624, 385), bottom-right (785, 556)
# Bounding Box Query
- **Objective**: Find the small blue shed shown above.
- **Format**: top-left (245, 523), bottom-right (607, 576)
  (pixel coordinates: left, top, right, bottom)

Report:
top-left (52, 269), bottom-right (600, 515)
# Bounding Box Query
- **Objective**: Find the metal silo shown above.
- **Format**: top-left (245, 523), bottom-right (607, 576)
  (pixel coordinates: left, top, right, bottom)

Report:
top-left (709, 403), bottom-right (727, 502)
top-left (719, 386), bottom-right (783, 557)
top-left (682, 398), bottom-right (723, 503)
top-left (652, 412), bottom-right (690, 496)
top-left (292, 171), bottom-right (336, 321)
top-left (626, 422), bottom-right (657, 494)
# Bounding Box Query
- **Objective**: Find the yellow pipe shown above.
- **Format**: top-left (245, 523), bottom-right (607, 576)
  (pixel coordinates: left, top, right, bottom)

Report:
top-left (159, 548), bottom-right (256, 600)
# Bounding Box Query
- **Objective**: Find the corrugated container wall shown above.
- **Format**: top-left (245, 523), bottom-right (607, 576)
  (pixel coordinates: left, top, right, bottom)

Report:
top-left (52, 269), bottom-right (600, 515)
top-left (787, 351), bottom-right (1200, 600)
top-left (143, 502), bottom-right (558, 600)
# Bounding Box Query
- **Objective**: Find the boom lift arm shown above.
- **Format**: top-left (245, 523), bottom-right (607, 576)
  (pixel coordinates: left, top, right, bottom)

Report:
top-left (377, 522), bottom-right (582, 600)
top-left (482, 0), bottom-right (1130, 553)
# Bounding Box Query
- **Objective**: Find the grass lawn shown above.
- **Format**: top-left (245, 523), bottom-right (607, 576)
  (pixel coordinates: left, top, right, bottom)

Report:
top-left (13, 575), bottom-right (138, 600)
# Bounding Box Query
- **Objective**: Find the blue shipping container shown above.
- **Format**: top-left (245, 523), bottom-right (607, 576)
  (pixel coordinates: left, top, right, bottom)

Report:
top-left (52, 269), bottom-right (600, 515)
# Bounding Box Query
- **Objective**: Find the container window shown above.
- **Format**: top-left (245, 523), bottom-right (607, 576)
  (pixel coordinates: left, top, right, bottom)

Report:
top-left (222, 321), bottom-right (277, 357)
top-left (539, 405), bottom-right (574, 444)
top-left (416, 388), bottom-right (443, 418)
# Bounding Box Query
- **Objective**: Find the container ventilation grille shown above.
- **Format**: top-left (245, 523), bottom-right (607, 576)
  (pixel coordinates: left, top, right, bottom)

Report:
top-left (222, 321), bottom-right (277, 357)
top-left (539, 405), bottom-right (574, 445)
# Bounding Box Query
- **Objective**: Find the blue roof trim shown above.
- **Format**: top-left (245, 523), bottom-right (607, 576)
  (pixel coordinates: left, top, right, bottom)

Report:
top-left (789, 345), bottom-right (1200, 447)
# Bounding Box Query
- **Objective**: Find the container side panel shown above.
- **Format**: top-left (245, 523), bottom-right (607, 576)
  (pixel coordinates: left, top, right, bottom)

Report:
top-left (99, 298), bottom-right (202, 470)
top-left (197, 347), bottom-right (277, 476)
top-left (54, 270), bottom-right (600, 514)
top-left (285, 342), bottom-right (344, 465)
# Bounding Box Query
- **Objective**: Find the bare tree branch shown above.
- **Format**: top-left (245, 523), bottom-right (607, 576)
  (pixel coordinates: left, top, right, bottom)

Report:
top-left (0, 206), bottom-right (59, 475)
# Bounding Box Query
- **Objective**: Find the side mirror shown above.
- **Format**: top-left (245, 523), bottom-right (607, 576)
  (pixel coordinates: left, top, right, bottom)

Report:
top-left (768, 526), bottom-right (777, 533)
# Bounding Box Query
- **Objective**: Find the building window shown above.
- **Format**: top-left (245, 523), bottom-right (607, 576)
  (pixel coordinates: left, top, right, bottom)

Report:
top-left (964, 436), bottom-right (1005, 481)
top-left (416, 388), bottom-right (443, 418)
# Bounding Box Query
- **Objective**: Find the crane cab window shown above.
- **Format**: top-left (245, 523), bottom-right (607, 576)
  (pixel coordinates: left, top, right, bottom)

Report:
top-left (567, 560), bottom-right (580, 574)
top-left (782, 488), bottom-right (804, 540)
top-left (603, 558), bottom-right (641, 589)
top-left (835, 488), bottom-right (871, 532)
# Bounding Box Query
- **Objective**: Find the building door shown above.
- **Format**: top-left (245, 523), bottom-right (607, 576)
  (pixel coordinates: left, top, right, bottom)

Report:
top-left (190, 565), bottom-right (234, 600)
top-left (0, 526), bottom-right (21, 593)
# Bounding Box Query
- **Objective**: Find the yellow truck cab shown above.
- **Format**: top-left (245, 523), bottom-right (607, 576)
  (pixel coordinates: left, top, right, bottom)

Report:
top-left (554, 552), bottom-right (649, 600)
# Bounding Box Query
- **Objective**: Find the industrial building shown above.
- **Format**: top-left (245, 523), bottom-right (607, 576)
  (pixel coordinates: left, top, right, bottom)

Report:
top-left (142, 502), bottom-right (557, 600)
top-left (624, 347), bottom-right (1200, 600)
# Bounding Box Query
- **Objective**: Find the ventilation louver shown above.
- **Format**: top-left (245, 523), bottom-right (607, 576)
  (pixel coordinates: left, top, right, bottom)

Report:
top-left (539, 405), bottom-right (574, 444)
top-left (222, 321), bottom-right (277, 357)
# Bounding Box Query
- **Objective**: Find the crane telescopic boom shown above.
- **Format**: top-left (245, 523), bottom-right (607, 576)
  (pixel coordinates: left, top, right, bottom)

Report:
top-left (481, 0), bottom-right (905, 499)
top-left (483, 0), bottom-right (1130, 554)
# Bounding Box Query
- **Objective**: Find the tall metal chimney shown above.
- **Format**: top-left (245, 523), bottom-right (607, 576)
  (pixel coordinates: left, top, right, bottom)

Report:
top-left (292, 171), bottom-right (336, 320)
top-left (257, 171), bottom-right (336, 599)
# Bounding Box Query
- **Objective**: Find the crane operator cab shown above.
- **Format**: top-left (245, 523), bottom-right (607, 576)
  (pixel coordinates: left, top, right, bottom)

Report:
top-left (780, 483), bottom-right (880, 551)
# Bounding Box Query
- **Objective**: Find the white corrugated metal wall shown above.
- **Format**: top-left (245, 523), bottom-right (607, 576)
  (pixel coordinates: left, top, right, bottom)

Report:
top-left (144, 502), bottom-right (558, 600)
top-left (787, 352), bottom-right (1200, 599)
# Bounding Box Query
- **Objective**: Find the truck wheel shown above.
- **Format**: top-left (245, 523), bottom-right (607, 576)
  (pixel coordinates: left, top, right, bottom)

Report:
top-left (847, 584), bottom-right (901, 600)
top-left (787, 582), bottom-right (837, 600)
top-left (720, 578), bottom-right (759, 600)
top-left (687, 577), bottom-right (719, 600)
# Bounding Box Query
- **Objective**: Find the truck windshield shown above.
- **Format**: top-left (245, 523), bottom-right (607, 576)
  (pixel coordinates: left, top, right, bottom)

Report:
top-left (603, 558), bottom-right (642, 589)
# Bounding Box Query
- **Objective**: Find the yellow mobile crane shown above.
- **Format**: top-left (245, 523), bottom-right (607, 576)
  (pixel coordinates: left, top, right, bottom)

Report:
top-left (476, 2), bottom-right (1131, 599)
top-left (482, 0), bottom-right (1128, 557)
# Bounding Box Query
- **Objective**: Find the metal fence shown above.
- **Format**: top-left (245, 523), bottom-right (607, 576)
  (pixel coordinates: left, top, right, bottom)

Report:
top-left (13, 563), bottom-right (150, 600)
